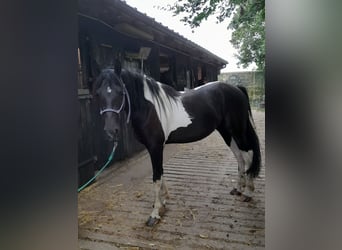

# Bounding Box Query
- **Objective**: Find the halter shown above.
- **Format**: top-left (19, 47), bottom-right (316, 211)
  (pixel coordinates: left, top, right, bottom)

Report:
top-left (99, 80), bottom-right (131, 124)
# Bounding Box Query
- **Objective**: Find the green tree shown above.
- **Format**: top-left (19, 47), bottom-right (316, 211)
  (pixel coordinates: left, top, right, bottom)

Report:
top-left (165, 0), bottom-right (265, 70)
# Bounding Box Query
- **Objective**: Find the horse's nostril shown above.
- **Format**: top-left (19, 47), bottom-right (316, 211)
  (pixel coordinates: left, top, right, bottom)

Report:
top-left (104, 129), bottom-right (119, 141)
top-left (105, 130), bottom-right (114, 141)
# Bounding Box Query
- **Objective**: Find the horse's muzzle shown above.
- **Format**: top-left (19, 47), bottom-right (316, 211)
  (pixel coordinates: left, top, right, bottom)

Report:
top-left (105, 129), bottom-right (119, 142)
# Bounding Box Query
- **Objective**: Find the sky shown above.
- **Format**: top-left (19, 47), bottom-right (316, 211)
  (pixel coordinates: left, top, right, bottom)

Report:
top-left (125, 0), bottom-right (256, 73)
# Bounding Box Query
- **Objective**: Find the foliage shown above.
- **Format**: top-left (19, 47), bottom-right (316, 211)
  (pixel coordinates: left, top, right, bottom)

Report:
top-left (163, 0), bottom-right (265, 70)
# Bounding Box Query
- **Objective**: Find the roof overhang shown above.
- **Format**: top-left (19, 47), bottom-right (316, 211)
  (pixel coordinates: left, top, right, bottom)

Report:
top-left (79, 0), bottom-right (228, 68)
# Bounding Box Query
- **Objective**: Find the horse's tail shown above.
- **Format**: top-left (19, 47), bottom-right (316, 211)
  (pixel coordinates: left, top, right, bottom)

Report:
top-left (237, 85), bottom-right (251, 113)
top-left (238, 85), bottom-right (261, 178)
top-left (245, 118), bottom-right (261, 178)
top-left (237, 85), bottom-right (256, 128)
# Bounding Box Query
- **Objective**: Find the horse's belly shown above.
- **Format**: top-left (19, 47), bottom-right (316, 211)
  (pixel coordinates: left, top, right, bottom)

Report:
top-left (165, 122), bottom-right (215, 144)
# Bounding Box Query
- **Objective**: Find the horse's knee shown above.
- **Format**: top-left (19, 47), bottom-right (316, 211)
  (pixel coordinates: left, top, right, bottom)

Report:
top-left (153, 173), bottom-right (162, 182)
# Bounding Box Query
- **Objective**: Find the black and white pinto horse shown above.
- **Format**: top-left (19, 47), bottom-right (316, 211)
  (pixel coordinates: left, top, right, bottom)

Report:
top-left (94, 65), bottom-right (261, 226)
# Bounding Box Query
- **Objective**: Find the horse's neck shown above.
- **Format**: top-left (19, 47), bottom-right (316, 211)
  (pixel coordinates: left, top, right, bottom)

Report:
top-left (124, 81), bottom-right (148, 122)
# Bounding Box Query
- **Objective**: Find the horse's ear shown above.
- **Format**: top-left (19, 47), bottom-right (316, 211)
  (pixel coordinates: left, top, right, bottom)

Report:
top-left (89, 57), bottom-right (101, 93)
top-left (91, 58), bottom-right (101, 79)
top-left (114, 59), bottom-right (122, 75)
top-left (92, 74), bottom-right (103, 96)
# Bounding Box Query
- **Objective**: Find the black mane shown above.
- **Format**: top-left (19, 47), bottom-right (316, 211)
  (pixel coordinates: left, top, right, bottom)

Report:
top-left (120, 69), bottom-right (180, 113)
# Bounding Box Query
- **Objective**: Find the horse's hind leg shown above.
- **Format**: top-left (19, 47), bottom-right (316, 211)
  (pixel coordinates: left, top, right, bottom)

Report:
top-left (229, 138), bottom-right (247, 197)
top-left (217, 129), bottom-right (245, 196)
top-left (231, 137), bottom-right (255, 202)
top-left (218, 127), bottom-right (255, 201)
top-left (240, 149), bottom-right (254, 202)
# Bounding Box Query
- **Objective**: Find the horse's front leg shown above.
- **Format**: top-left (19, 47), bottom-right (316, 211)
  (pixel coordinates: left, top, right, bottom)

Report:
top-left (146, 145), bottom-right (166, 227)
top-left (161, 176), bottom-right (170, 203)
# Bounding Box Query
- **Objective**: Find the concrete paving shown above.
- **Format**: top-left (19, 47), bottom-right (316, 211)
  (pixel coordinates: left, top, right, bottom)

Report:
top-left (78, 110), bottom-right (265, 249)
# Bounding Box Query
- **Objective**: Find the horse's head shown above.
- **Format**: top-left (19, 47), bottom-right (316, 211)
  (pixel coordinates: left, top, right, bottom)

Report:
top-left (94, 64), bottom-right (127, 141)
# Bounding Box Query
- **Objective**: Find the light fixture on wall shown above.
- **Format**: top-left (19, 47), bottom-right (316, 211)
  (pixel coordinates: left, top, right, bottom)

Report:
top-left (124, 47), bottom-right (151, 73)
top-left (139, 47), bottom-right (151, 73)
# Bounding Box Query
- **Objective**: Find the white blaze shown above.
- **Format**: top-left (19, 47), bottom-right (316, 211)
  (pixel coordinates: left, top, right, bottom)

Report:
top-left (143, 77), bottom-right (192, 142)
top-left (107, 86), bottom-right (112, 93)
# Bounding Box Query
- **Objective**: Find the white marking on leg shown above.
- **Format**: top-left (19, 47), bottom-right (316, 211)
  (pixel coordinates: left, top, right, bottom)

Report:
top-left (160, 176), bottom-right (169, 205)
top-left (241, 150), bottom-right (253, 168)
top-left (245, 175), bottom-right (255, 198)
top-left (241, 149), bottom-right (254, 199)
top-left (230, 139), bottom-right (246, 192)
top-left (143, 77), bottom-right (192, 142)
top-left (151, 180), bottom-right (162, 219)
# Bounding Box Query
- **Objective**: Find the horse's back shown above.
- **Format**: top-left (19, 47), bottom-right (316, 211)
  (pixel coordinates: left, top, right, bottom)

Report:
top-left (166, 82), bottom-right (250, 143)
top-left (188, 81), bottom-right (250, 130)
top-left (182, 81), bottom-right (249, 112)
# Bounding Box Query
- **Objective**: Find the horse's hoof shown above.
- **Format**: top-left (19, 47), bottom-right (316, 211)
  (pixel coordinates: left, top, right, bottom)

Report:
top-left (146, 216), bottom-right (160, 227)
top-left (230, 188), bottom-right (242, 196)
top-left (242, 195), bottom-right (252, 202)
